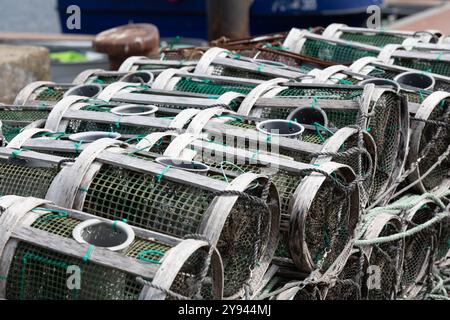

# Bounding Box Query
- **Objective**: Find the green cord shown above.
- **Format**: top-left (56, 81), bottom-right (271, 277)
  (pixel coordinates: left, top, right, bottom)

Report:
top-left (257, 63), bottom-right (265, 73)
top-left (311, 96), bottom-right (318, 108)
top-left (11, 149), bottom-right (23, 158)
top-left (156, 165), bottom-right (172, 183)
top-left (83, 245), bottom-right (95, 263)
top-left (74, 140), bottom-right (84, 153)
top-left (115, 114), bottom-right (123, 129)
top-left (137, 250), bottom-right (165, 264)
top-left (220, 161), bottom-right (246, 183)
top-left (33, 208), bottom-right (69, 221)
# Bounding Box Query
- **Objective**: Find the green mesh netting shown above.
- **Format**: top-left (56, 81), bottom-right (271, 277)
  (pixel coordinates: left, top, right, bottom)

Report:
top-left (174, 78), bottom-right (255, 95)
top-left (65, 119), bottom-right (159, 136)
top-left (276, 87), bottom-right (361, 128)
top-left (366, 222), bottom-right (403, 300)
top-left (211, 64), bottom-right (275, 81)
top-left (89, 75), bottom-right (122, 85)
top-left (31, 212), bottom-right (171, 263)
top-left (35, 87), bottom-right (66, 102)
top-left (393, 58), bottom-right (450, 78)
top-left (6, 242), bottom-right (144, 300)
top-left (367, 92), bottom-right (403, 200)
top-left (81, 164), bottom-right (269, 297)
top-left (300, 38), bottom-right (378, 64)
top-left (417, 100), bottom-right (450, 191)
top-left (2, 124), bottom-right (25, 143)
top-left (0, 110), bottom-right (50, 141)
top-left (83, 165), bottom-right (211, 237)
top-left (340, 32), bottom-right (405, 48)
top-left (0, 110), bottom-right (49, 122)
top-left (0, 162), bottom-right (58, 198)
top-left (401, 207), bottom-right (437, 293)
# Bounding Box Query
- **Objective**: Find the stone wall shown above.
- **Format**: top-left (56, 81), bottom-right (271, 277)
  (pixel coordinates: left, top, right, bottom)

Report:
top-left (0, 45), bottom-right (50, 103)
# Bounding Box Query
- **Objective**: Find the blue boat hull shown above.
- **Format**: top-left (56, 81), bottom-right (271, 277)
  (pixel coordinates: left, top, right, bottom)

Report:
top-left (58, 0), bottom-right (384, 39)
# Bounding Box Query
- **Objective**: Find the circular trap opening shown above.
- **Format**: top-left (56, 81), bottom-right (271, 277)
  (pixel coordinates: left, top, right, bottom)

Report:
top-left (287, 106), bottom-right (328, 127)
top-left (256, 119), bottom-right (305, 137)
top-left (68, 131), bottom-right (121, 143)
top-left (64, 84), bottom-right (103, 98)
top-left (120, 71), bottom-right (154, 84)
top-left (394, 72), bottom-right (435, 91)
top-left (155, 157), bottom-right (210, 174)
top-left (111, 104), bottom-right (158, 116)
top-left (73, 219), bottom-right (135, 251)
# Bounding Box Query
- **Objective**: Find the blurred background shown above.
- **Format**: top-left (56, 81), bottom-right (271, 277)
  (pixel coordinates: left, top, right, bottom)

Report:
top-left (0, 0), bottom-right (449, 92)
top-left (1, 0), bottom-right (448, 38)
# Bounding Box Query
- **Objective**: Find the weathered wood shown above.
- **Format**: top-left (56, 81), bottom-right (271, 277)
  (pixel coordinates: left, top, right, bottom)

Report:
top-left (212, 57), bottom-right (303, 79)
top-left (255, 97), bottom-right (360, 110)
top-left (96, 151), bottom-right (228, 192)
top-left (392, 49), bottom-right (450, 62)
top-left (0, 147), bottom-right (66, 165)
top-left (202, 122), bottom-right (323, 154)
top-left (113, 92), bottom-right (224, 107)
top-left (46, 138), bottom-right (122, 209)
top-left (12, 227), bottom-right (159, 279)
top-left (62, 109), bottom-right (172, 128)
top-left (43, 204), bottom-right (181, 247)
top-left (142, 239), bottom-right (224, 300)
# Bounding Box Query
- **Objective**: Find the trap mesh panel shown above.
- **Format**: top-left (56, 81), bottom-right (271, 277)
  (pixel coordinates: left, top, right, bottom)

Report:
top-left (196, 155), bottom-right (298, 229)
top-left (365, 67), bottom-right (450, 93)
top-left (257, 275), bottom-right (289, 299)
top-left (81, 164), bottom-right (270, 297)
top-left (416, 100), bottom-right (450, 191)
top-left (299, 38), bottom-right (378, 64)
top-left (366, 91), bottom-right (403, 200)
top-left (174, 78), bottom-right (255, 95)
top-left (366, 221), bottom-right (403, 300)
top-left (3, 124), bottom-right (26, 143)
top-left (232, 47), bottom-right (324, 74)
top-left (305, 176), bottom-right (353, 271)
top-left (275, 87), bottom-right (400, 201)
top-left (0, 162), bottom-right (58, 198)
top-left (436, 213), bottom-right (450, 261)
top-left (35, 86), bottom-right (67, 102)
top-left (207, 119), bottom-right (373, 202)
top-left (393, 57), bottom-right (450, 78)
top-left (0, 109), bottom-right (50, 142)
top-left (401, 206), bottom-right (438, 295)
top-left (323, 252), bottom-right (365, 300)
top-left (159, 48), bottom-right (206, 61)
top-left (211, 64), bottom-right (276, 81)
top-left (64, 119), bottom-right (158, 136)
top-left (165, 248), bottom-right (216, 300)
top-left (339, 32), bottom-right (406, 48)
top-left (88, 75), bottom-right (123, 85)
top-left (6, 208), bottom-right (219, 300)
top-left (0, 110), bottom-right (49, 122)
top-left (6, 241), bottom-right (144, 300)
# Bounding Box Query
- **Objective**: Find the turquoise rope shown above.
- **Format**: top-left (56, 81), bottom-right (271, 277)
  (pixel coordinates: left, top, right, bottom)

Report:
top-left (83, 245), bottom-right (95, 263)
top-left (33, 208), bottom-right (69, 221)
top-left (11, 149), bottom-right (23, 158)
top-left (156, 165), bottom-right (172, 183)
top-left (137, 250), bottom-right (165, 264)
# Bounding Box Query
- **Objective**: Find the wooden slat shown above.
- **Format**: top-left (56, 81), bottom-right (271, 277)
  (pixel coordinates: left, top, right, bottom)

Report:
top-left (255, 97), bottom-right (360, 110)
top-left (12, 227), bottom-right (158, 279)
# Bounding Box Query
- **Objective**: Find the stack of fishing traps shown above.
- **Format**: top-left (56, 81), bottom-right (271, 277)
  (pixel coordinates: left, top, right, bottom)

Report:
top-left (0, 23), bottom-right (449, 301)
